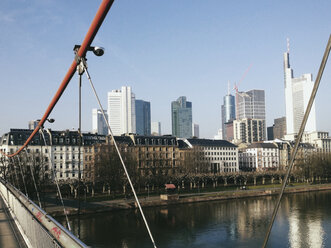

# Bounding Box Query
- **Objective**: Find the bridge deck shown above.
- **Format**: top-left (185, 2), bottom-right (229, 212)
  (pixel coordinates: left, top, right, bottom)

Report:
top-left (0, 197), bottom-right (27, 248)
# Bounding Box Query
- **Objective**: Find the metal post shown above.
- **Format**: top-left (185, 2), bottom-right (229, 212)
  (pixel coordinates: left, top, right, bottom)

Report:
top-left (77, 67), bottom-right (82, 238)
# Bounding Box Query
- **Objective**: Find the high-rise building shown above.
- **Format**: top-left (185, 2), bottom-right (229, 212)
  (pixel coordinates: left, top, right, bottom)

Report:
top-left (135, 100), bottom-right (151, 135)
top-left (107, 86), bottom-right (136, 136)
top-left (233, 118), bottom-right (266, 144)
top-left (192, 123), bottom-right (199, 138)
top-left (171, 96), bottom-right (192, 138)
top-left (221, 92), bottom-right (235, 140)
top-left (284, 44), bottom-right (316, 138)
top-left (234, 89), bottom-right (266, 143)
top-left (274, 117), bottom-right (286, 139)
top-left (92, 108), bottom-right (108, 135)
top-left (267, 126), bottom-right (274, 140)
top-left (151, 121), bottom-right (161, 136)
top-left (236, 89), bottom-right (265, 120)
top-left (28, 120), bottom-right (38, 130)
top-left (267, 117), bottom-right (287, 141)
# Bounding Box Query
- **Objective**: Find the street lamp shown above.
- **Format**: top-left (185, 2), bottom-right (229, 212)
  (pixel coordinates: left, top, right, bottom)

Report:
top-left (37, 118), bottom-right (55, 127)
top-left (36, 118), bottom-right (55, 209)
top-left (73, 45), bottom-right (105, 57)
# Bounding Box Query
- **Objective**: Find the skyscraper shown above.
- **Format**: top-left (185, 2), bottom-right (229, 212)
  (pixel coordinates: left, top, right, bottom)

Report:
top-left (236, 89), bottom-right (265, 120)
top-left (28, 120), bottom-right (38, 130)
top-left (234, 89), bottom-right (266, 143)
top-left (233, 118), bottom-right (266, 144)
top-left (151, 121), bottom-right (161, 136)
top-left (221, 91), bottom-right (235, 140)
top-left (284, 44), bottom-right (316, 138)
top-left (92, 109), bottom-right (108, 135)
top-left (192, 123), bottom-right (199, 138)
top-left (107, 86), bottom-right (136, 135)
top-left (171, 96), bottom-right (192, 138)
top-left (135, 99), bottom-right (151, 135)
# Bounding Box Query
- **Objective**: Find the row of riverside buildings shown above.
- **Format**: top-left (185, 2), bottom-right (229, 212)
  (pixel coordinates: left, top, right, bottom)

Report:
top-left (0, 128), bottom-right (319, 183)
top-left (0, 129), bottom-right (237, 182)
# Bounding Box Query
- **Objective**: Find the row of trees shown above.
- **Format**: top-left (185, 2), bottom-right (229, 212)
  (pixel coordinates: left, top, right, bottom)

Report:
top-left (2, 148), bottom-right (331, 200)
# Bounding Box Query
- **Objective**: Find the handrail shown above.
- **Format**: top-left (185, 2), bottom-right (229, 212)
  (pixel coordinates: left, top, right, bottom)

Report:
top-left (0, 178), bottom-right (88, 248)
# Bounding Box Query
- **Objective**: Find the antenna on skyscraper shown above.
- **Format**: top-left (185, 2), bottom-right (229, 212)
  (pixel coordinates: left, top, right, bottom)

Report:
top-left (287, 38), bottom-right (290, 53)
top-left (227, 81), bottom-right (230, 95)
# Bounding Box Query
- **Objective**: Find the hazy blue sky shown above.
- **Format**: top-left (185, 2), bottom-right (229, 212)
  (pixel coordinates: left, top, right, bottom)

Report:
top-left (1, 0), bottom-right (331, 138)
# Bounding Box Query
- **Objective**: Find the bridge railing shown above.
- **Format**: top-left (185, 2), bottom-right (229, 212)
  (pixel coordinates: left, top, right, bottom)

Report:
top-left (0, 178), bottom-right (88, 248)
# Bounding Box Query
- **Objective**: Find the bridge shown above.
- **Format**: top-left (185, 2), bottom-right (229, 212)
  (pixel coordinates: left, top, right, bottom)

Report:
top-left (1, 0), bottom-right (331, 247)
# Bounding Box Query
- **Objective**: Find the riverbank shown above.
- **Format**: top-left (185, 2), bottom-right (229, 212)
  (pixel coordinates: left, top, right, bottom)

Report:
top-left (47, 183), bottom-right (331, 217)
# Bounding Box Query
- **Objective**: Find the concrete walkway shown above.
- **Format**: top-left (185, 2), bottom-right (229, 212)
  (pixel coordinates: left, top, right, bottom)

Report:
top-left (0, 197), bottom-right (27, 248)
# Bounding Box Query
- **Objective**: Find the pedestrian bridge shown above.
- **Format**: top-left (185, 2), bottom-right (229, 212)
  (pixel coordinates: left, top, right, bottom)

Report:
top-left (0, 178), bottom-right (87, 248)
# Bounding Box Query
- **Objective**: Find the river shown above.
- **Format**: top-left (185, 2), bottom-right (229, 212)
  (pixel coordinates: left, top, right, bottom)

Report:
top-left (59, 190), bottom-right (331, 247)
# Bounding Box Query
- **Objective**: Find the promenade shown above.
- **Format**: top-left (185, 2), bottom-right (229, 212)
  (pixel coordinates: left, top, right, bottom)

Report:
top-left (0, 197), bottom-right (27, 248)
top-left (44, 183), bottom-right (331, 217)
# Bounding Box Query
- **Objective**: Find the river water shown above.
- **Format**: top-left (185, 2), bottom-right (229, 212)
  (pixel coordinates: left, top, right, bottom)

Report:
top-left (61, 190), bottom-right (331, 248)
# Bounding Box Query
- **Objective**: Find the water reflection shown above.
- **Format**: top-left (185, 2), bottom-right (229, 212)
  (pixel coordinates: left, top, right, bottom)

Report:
top-left (59, 191), bottom-right (331, 248)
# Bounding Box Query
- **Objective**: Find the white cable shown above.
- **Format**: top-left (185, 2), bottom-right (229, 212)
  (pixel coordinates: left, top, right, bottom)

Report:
top-left (24, 149), bottom-right (42, 208)
top-left (83, 64), bottom-right (157, 248)
top-left (11, 157), bottom-right (20, 190)
top-left (39, 128), bottom-right (72, 232)
top-left (16, 156), bottom-right (28, 197)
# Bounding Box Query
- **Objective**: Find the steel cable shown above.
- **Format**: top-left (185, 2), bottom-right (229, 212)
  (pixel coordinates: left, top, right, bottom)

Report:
top-left (83, 63), bottom-right (158, 248)
top-left (39, 128), bottom-right (72, 232)
top-left (24, 149), bottom-right (42, 208)
top-left (17, 157), bottom-right (28, 197)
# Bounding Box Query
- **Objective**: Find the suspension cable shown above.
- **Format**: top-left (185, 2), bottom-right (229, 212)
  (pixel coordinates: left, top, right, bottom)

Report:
top-left (39, 128), bottom-right (72, 232)
top-left (11, 157), bottom-right (20, 191)
top-left (17, 156), bottom-right (28, 197)
top-left (24, 148), bottom-right (42, 208)
top-left (82, 61), bottom-right (157, 248)
top-left (262, 34), bottom-right (331, 247)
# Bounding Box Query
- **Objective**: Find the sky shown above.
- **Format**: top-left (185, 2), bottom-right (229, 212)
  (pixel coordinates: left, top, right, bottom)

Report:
top-left (1, 0), bottom-right (331, 138)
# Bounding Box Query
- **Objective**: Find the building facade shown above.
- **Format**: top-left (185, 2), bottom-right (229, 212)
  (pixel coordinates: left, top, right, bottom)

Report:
top-left (302, 131), bottom-right (331, 154)
top-left (135, 100), bottom-right (151, 136)
top-left (107, 86), bottom-right (136, 135)
top-left (92, 108), bottom-right (108, 135)
top-left (233, 118), bottom-right (266, 144)
top-left (0, 129), bottom-right (106, 181)
top-left (239, 143), bottom-right (279, 171)
top-left (181, 138), bottom-right (239, 173)
top-left (171, 96), bottom-right (192, 138)
top-left (129, 135), bottom-right (180, 176)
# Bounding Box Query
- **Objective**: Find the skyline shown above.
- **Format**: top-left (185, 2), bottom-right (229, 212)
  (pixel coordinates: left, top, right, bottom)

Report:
top-left (1, 1), bottom-right (331, 138)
